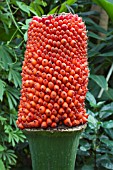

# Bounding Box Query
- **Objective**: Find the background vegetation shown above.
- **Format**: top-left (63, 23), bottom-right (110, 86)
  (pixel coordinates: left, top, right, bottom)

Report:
top-left (0, 0), bottom-right (113, 170)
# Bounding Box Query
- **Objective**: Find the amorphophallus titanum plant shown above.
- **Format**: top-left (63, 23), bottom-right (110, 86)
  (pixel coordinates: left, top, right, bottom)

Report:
top-left (16, 13), bottom-right (89, 170)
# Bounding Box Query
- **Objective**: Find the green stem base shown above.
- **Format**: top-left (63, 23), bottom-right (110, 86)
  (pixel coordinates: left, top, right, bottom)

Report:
top-left (24, 124), bottom-right (86, 170)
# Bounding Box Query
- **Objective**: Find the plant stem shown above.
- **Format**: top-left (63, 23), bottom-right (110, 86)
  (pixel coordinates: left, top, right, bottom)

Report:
top-left (24, 125), bottom-right (86, 170)
top-left (6, 0), bottom-right (24, 35)
top-left (7, 29), bottom-right (18, 45)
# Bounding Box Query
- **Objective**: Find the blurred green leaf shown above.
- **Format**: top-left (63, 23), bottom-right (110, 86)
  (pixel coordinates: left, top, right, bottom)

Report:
top-left (0, 45), bottom-right (13, 70)
top-left (99, 51), bottom-right (113, 57)
top-left (5, 86), bottom-right (19, 110)
top-left (66, 0), bottom-right (77, 5)
top-left (59, 0), bottom-right (77, 13)
top-left (0, 11), bottom-right (12, 28)
top-left (33, 0), bottom-right (47, 7)
top-left (2, 149), bottom-right (17, 165)
top-left (101, 161), bottom-right (113, 169)
top-left (86, 91), bottom-right (96, 106)
top-left (90, 75), bottom-right (108, 90)
top-left (85, 18), bottom-right (107, 34)
top-left (88, 32), bottom-right (104, 40)
top-left (0, 80), bottom-right (5, 101)
top-left (48, 0), bottom-right (77, 14)
top-left (8, 63), bottom-right (21, 87)
top-left (105, 129), bottom-right (113, 140)
top-left (99, 102), bottom-right (113, 119)
top-left (0, 159), bottom-right (5, 170)
top-left (0, 116), bottom-right (7, 125)
top-left (100, 138), bottom-right (113, 147)
top-left (21, 19), bottom-right (32, 30)
top-left (30, 1), bottom-right (45, 16)
top-left (80, 140), bottom-right (91, 151)
top-left (88, 115), bottom-right (97, 127)
top-left (16, 1), bottom-right (30, 15)
top-left (81, 165), bottom-right (94, 170)
top-left (102, 120), bottom-right (113, 129)
top-left (102, 88), bottom-right (113, 100)
top-left (48, 6), bottom-right (59, 14)
top-left (93, 0), bottom-right (113, 21)
top-left (0, 145), bottom-right (4, 152)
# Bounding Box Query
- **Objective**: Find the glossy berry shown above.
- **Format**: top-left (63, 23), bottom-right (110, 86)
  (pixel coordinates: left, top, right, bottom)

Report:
top-left (17, 13), bottom-right (89, 129)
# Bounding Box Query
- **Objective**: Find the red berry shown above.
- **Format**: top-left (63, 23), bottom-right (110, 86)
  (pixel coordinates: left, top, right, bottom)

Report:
top-left (39, 106), bottom-right (46, 114)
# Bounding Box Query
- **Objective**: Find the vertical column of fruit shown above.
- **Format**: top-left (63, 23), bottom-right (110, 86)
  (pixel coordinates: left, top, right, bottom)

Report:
top-left (16, 13), bottom-right (89, 170)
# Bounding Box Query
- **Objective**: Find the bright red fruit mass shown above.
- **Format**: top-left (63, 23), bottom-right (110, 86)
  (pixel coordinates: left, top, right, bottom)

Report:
top-left (16, 13), bottom-right (89, 129)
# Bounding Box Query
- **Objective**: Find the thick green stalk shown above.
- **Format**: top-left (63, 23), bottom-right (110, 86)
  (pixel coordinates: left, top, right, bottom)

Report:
top-left (24, 124), bottom-right (86, 170)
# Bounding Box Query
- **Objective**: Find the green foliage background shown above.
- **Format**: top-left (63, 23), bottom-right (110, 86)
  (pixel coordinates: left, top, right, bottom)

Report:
top-left (0, 0), bottom-right (113, 170)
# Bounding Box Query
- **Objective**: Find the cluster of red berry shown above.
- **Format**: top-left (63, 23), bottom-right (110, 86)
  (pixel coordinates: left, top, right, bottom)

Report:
top-left (16, 13), bottom-right (89, 129)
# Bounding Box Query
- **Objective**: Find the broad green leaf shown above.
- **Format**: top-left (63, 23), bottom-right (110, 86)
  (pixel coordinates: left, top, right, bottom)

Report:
top-left (93, 0), bottom-right (113, 21)
top-left (0, 145), bottom-right (4, 152)
top-left (99, 102), bottom-right (113, 119)
top-left (96, 154), bottom-right (113, 169)
top-left (48, 6), bottom-right (59, 14)
top-left (33, 0), bottom-right (47, 7)
top-left (100, 138), bottom-right (113, 147)
top-left (102, 120), bottom-right (113, 129)
top-left (0, 159), bottom-right (5, 170)
top-left (30, 1), bottom-right (44, 16)
top-left (59, 3), bottom-right (67, 13)
top-left (21, 19), bottom-right (32, 30)
top-left (86, 91), bottom-right (96, 105)
top-left (29, 7), bottom-right (40, 16)
top-left (0, 116), bottom-right (7, 125)
top-left (90, 75), bottom-right (108, 90)
top-left (102, 161), bottom-right (113, 169)
top-left (80, 140), bottom-right (91, 151)
top-left (0, 80), bottom-right (5, 101)
top-left (24, 31), bottom-right (28, 41)
top-left (88, 115), bottom-right (97, 127)
top-left (16, 1), bottom-right (30, 15)
top-left (66, 0), bottom-right (77, 5)
top-left (105, 129), bottom-right (113, 140)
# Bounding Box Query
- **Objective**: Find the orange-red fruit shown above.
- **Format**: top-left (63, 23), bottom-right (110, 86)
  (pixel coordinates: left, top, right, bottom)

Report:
top-left (39, 106), bottom-right (46, 114)
top-left (64, 118), bottom-right (72, 127)
top-left (61, 91), bottom-right (67, 99)
top-left (47, 118), bottom-right (52, 126)
top-left (48, 82), bottom-right (54, 90)
top-left (45, 109), bottom-right (51, 117)
top-left (44, 95), bottom-right (50, 102)
top-left (17, 13), bottom-right (89, 130)
top-left (41, 121), bottom-right (47, 128)
top-left (67, 90), bottom-right (74, 97)
top-left (51, 122), bottom-right (57, 128)
top-left (50, 91), bottom-right (57, 99)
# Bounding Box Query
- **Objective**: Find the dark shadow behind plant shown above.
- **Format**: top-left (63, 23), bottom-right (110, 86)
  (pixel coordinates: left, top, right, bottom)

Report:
top-left (0, 0), bottom-right (113, 170)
